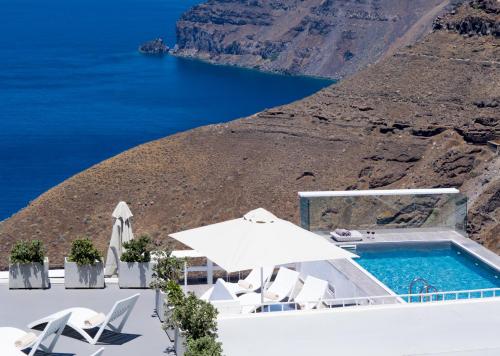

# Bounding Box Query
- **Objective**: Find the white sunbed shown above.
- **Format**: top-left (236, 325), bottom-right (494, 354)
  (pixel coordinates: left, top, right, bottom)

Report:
top-left (28, 294), bottom-right (140, 345)
top-left (330, 229), bottom-right (363, 242)
top-left (292, 276), bottom-right (329, 310)
top-left (0, 312), bottom-right (71, 356)
top-left (238, 267), bottom-right (300, 313)
top-left (201, 266), bottom-right (275, 300)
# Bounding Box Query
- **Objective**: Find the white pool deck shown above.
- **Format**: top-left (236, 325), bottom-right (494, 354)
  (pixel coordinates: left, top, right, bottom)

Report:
top-left (1, 228), bottom-right (499, 355)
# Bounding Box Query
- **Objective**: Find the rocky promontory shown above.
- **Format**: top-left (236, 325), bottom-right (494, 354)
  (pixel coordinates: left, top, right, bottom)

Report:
top-left (0, 1), bottom-right (498, 268)
top-left (173, 0), bottom-right (461, 78)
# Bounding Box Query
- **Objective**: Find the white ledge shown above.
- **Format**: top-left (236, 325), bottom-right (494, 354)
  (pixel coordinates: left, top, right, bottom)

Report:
top-left (298, 188), bottom-right (460, 198)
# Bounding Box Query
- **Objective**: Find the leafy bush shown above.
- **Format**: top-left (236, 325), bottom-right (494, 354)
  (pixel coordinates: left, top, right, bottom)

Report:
top-left (150, 249), bottom-right (184, 291)
top-left (185, 335), bottom-right (223, 356)
top-left (171, 292), bottom-right (219, 340)
top-left (165, 280), bottom-right (185, 308)
top-left (68, 237), bottom-right (102, 265)
top-left (121, 235), bottom-right (152, 263)
top-left (10, 240), bottom-right (45, 264)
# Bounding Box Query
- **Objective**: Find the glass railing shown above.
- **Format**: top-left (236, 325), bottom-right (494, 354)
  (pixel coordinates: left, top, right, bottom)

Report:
top-left (299, 188), bottom-right (467, 235)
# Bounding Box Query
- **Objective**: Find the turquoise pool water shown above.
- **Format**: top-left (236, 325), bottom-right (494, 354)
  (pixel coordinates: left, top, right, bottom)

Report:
top-left (355, 242), bottom-right (500, 299)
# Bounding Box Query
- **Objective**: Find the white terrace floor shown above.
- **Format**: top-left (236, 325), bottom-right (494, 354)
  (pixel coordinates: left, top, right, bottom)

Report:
top-left (0, 284), bottom-right (174, 356)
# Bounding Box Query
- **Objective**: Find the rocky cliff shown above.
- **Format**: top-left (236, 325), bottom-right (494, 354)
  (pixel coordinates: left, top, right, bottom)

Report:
top-left (0, 1), bottom-right (498, 268)
top-left (173, 0), bottom-right (460, 78)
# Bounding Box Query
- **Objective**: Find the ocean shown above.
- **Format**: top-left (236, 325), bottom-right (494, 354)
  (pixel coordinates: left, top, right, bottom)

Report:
top-left (0, 0), bottom-right (332, 221)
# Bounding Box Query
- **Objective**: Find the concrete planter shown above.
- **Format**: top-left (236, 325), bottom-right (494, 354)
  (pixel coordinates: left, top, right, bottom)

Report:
top-left (174, 327), bottom-right (187, 356)
top-left (118, 261), bottom-right (153, 288)
top-left (155, 289), bottom-right (167, 321)
top-left (64, 258), bottom-right (104, 289)
top-left (164, 305), bottom-right (175, 342)
top-left (9, 258), bottom-right (49, 289)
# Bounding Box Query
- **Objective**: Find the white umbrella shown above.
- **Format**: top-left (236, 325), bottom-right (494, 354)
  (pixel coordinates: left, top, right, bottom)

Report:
top-left (105, 201), bottom-right (134, 276)
top-left (169, 208), bottom-right (357, 302)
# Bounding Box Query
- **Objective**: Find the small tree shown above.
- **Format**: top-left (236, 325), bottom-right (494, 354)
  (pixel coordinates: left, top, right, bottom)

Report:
top-left (10, 240), bottom-right (45, 264)
top-left (185, 335), bottom-right (223, 356)
top-left (150, 249), bottom-right (184, 291)
top-left (171, 292), bottom-right (219, 340)
top-left (68, 237), bottom-right (102, 265)
top-left (121, 235), bottom-right (152, 263)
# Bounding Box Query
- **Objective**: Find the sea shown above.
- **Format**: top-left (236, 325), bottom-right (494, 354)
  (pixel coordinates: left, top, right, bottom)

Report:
top-left (0, 0), bottom-right (332, 221)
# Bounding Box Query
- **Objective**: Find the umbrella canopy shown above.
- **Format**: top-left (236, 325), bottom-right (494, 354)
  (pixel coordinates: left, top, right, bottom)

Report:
top-left (169, 208), bottom-right (357, 273)
top-left (105, 201), bottom-right (134, 276)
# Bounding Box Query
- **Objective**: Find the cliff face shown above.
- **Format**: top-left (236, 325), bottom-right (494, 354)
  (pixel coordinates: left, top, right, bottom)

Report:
top-left (0, 1), bottom-right (498, 268)
top-left (174, 0), bottom-right (458, 78)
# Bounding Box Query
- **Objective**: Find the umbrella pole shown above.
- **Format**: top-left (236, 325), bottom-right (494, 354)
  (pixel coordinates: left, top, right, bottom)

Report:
top-left (184, 261), bottom-right (188, 293)
top-left (260, 267), bottom-right (264, 304)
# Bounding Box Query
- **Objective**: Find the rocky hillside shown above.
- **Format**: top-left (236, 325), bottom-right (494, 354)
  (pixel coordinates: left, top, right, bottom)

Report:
top-left (173, 0), bottom-right (460, 78)
top-left (0, 1), bottom-right (498, 268)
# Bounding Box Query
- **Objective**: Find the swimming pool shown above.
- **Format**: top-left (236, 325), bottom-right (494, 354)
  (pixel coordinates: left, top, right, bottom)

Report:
top-left (355, 242), bottom-right (500, 300)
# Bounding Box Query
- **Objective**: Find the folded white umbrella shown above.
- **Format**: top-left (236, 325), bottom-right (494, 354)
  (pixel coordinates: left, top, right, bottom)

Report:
top-left (105, 201), bottom-right (134, 276)
top-left (170, 208), bottom-right (357, 303)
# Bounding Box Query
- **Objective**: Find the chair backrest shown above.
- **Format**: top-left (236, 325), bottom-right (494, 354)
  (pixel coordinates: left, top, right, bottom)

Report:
top-left (244, 266), bottom-right (275, 287)
top-left (29, 312), bottom-right (71, 356)
top-left (267, 267), bottom-right (299, 299)
top-left (107, 294), bottom-right (140, 324)
top-left (294, 276), bottom-right (329, 310)
top-left (90, 347), bottom-right (105, 356)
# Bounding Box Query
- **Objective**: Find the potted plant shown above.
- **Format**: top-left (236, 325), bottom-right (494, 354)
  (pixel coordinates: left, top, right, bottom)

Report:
top-left (170, 292), bottom-right (219, 356)
top-left (150, 249), bottom-right (184, 322)
top-left (65, 237), bottom-right (104, 289)
top-left (185, 335), bottom-right (223, 356)
top-left (162, 280), bottom-right (185, 340)
top-left (9, 240), bottom-right (49, 289)
top-left (118, 235), bottom-right (154, 288)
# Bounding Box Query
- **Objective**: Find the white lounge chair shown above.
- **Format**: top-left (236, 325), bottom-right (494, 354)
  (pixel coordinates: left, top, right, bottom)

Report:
top-left (293, 276), bottom-right (329, 310)
top-left (0, 312), bottom-right (71, 356)
top-left (238, 267), bottom-right (299, 313)
top-left (91, 347), bottom-right (105, 356)
top-left (201, 266), bottom-right (274, 300)
top-left (28, 294), bottom-right (139, 345)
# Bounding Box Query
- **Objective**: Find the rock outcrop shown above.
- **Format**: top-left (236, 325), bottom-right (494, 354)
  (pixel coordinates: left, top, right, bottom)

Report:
top-left (173, 0), bottom-right (460, 79)
top-left (0, 1), bottom-right (498, 268)
top-left (139, 38), bottom-right (169, 55)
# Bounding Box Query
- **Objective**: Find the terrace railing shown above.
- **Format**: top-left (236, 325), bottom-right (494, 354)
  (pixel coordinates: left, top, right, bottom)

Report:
top-left (236, 287), bottom-right (500, 313)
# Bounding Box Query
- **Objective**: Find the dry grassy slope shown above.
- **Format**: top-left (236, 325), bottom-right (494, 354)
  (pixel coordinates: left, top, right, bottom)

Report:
top-left (0, 3), bottom-right (498, 268)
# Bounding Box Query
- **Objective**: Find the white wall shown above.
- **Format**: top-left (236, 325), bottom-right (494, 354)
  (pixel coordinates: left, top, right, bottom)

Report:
top-left (217, 298), bottom-right (500, 356)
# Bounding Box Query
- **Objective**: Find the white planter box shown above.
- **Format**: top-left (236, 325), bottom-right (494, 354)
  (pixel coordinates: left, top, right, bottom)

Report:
top-left (174, 327), bottom-right (187, 356)
top-left (64, 257), bottom-right (104, 289)
top-left (118, 261), bottom-right (153, 288)
top-left (155, 289), bottom-right (167, 321)
top-left (9, 258), bottom-right (49, 289)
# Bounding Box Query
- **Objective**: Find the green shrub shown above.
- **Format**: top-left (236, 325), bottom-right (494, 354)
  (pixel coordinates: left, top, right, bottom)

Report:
top-left (121, 235), bottom-right (152, 263)
top-left (171, 292), bottom-right (219, 340)
top-left (10, 240), bottom-right (45, 264)
top-left (68, 237), bottom-right (102, 265)
top-left (150, 249), bottom-right (184, 291)
top-left (185, 335), bottom-right (223, 356)
top-left (165, 280), bottom-right (185, 308)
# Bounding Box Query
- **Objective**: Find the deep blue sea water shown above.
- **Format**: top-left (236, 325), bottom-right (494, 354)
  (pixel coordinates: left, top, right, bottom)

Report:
top-left (356, 243), bottom-right (500, 298)
top-left (0, 0), bottom-right (332, 221)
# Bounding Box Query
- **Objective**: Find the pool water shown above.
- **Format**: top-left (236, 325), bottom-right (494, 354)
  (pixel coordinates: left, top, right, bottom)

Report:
top-left (355, 242), bottom-right (500, 299)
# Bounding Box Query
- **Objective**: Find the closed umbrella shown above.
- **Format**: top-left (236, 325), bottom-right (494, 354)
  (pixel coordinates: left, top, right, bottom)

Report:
top-left (105, 201), bottom-right (134, 276)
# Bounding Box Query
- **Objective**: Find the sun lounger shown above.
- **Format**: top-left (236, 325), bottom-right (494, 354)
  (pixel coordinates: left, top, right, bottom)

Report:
top-left (330, 229), bottom-right (363, 242)
top-left (28, 294), bottom-right (139, 345)
top-left (238, 267), bottom-right (300, 313)
top-left (201, 266), bottom-right (275, 300)
top-left (0, 312), bottom-right (71, 356)
top-left (293, 276), bottom-right (329, 310)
